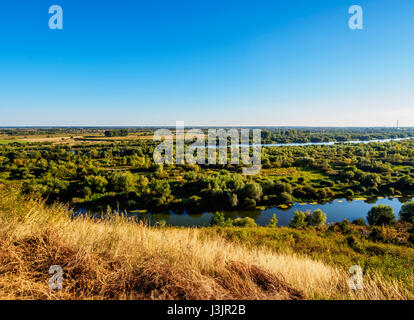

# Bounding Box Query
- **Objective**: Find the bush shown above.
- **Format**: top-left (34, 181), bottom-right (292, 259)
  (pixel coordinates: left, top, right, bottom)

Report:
top-left (367, 205), bottom-right (396, 226)
top-left (241, 183), bottom-right (262, 201)
top-left (210, 212), bottom-right (232, 227)
top-left (243, 198), bottom-right (256, 209)
top-left (289, 211), bottom-right (307, 229)
top-left (346, 235), bottom-right (365, 253)
top-left (352, 218), bottom-right (367, 226)
top-left (399, 201), bottom-right (414, 222)
top-left (266, 214), bottom-right (278, 228)
top-left (233, 217), bottom-right (257, 227)
top-left (278, 192), bottom-right (293, 204)
top-left (307, 209), bottom-right (327, 227)
top-left (345, 189), bottom-right (354, 197)
top-left (330, 219), bottom-right (352, 234)
top-left (369, 227), bottom-right (387, 242)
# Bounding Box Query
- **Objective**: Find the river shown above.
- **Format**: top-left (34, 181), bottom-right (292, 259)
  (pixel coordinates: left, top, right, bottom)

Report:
top-left (130, 196), bottom-right (412, 227)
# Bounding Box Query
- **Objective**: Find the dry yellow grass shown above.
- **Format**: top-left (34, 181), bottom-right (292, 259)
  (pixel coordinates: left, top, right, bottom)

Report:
top-left (0, 184), bottom-right (411, 300)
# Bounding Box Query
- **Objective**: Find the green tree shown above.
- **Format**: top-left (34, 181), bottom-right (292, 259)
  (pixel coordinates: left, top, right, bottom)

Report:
top-left (210, 212), bottom-right (232, 227)
top-left (367, 205), bottom-right (396, 226)
top-left (267, 214), bottom-right (278, 227)
top-left (241, 182), bottom-right (262, 201)
top-left (110, 172), bottom-right (137, 193)
top-left (307, 209), bottom-right (327, 226)
top-left (289, 211), bottom-right (307, 229)
top-left (399, 201), bottom-right (414, 222)
top-left (84, 175), bottom-right (108, 193)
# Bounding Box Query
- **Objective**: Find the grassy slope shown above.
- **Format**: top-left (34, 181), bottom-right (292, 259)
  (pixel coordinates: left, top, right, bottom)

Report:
top-left (204, 227), bottom-right (414, 295)
top-left (0, 184), bottom-right (412, 300)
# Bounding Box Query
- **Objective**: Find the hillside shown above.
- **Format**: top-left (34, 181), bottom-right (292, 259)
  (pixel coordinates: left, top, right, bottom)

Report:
top-left (0, 184), bottom-right (412, 300)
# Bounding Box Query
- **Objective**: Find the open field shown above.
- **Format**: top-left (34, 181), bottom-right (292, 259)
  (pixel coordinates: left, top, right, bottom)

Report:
top-left (0, 134), bottom-right (155, 146)
top-left (0, 139), bottom-right (27, 145)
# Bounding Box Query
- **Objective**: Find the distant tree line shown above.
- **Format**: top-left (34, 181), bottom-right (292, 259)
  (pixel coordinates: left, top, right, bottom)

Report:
top-left (104, 129), bottom-right (128, 137)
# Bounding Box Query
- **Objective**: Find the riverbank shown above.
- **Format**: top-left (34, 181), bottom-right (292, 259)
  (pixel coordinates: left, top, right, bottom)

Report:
top-left (0, 185), bottom-right (412, 300)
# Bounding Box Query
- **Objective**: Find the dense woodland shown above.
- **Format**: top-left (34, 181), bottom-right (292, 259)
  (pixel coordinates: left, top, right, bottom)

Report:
top-left (1, 128), bottom-right (414, 214)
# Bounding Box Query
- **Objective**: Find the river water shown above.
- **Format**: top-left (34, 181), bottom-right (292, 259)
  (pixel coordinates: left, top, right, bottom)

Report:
top-left (132, 196), bottom-right (412, 227)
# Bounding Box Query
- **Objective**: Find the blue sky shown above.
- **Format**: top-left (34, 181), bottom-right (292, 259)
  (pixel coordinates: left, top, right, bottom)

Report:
top-left (0, 0), bottom-right (413, 126)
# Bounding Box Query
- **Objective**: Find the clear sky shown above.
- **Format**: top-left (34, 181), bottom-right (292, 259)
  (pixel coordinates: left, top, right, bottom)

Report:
top-left (0, 0), bottom-right (413, 127)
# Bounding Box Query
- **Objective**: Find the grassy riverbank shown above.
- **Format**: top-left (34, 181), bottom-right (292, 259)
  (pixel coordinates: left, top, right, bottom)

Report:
top-left (0, 184), bottom-right (412, 300)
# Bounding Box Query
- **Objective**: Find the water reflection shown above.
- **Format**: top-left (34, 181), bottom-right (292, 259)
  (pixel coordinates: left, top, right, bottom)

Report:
top-left (131, 196), bottom-right (413, 227)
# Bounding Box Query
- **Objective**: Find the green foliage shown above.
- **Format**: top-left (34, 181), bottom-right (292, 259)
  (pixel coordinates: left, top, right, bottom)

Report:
top-left (233, 217), bottom-right (257, 227)
top-left (307, 209), bottom-right (327, 227)
top-left (210, 213), bottom-right (257, 228)
top-left (369, 227), bottom-right (387, 242)
top-left (289, 209), bottom-right (327, 229)
top-left (267, 214), bottom-right (278, 227)
top-left (346, 235), bottom-right (365, 253)
top-left (243, 198), bottom-right (256, 209)
top-left (110, 172), bottom-right (137, 193)
top-left (345, 189), bottom-right (354, 197)
top-left (3, 128), bottom-right (414, 213)
top-left (210, 212), bottom-right (232, 227)
top-left (84, 175), bottom-right (108, 193)
top-left (352, 217), bottom-right (367, 226)
top-left (331, 219), bottom-right (352, 234)
top-left (289, 211), bottom-right (307, 229)
top-left (367, 205), bottom-right (396, 226)
top-left (104, 129), bottom-right (128, 137)
top-left (399, 202), bottom-right (414, 222)
top-left (240, 182), bottom-right (262, 201)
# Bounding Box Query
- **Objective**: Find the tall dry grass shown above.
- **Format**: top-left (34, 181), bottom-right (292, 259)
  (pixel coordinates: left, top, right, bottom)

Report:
top-left (0, 184), bottom-right (411, 300)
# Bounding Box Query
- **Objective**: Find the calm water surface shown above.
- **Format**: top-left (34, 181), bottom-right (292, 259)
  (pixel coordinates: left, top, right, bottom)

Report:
top-left (132, 197), bottom-right (412, 227)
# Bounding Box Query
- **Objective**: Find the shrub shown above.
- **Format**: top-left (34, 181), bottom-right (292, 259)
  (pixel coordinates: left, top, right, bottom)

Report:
top-left (369, 226), bottom-right (387, 242)
top-left (399, 201), bottom-right (414, 222)
top-left (352, 218), bottom-right (367, 226)
top-left (408, 234), bottom-right (414, 245)
top-left (289, 211), bottom-right (307, 229)
top-left (367, 205), bottom-right (396, 226)
top-left (110, 172), bottom-right (137, 193)
top-left (243, 198), bottom-right (256, 209)
top-left (332, 219), bottom-right (352, 234)
top-left (233, 217), bottom-right (257, 227)
top-left (278, 192), bottom-right (293, 204)
top-left (346, 235), bottom-right (365, 253)
top-left (307, 209), bottom-right (327, 227)
top-left (241, 183), bottom-right (262, 201)
top-left (266, 214), bottom-right (278, 228)
top-left (345, 189), bottom-right (354, 197)
top-left (210, 212), bottom-right (232, 227)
